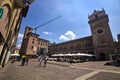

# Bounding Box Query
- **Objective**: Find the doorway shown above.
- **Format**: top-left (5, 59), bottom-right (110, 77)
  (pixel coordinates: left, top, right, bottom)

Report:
top-left (100, 53), bottom-right (106, 60)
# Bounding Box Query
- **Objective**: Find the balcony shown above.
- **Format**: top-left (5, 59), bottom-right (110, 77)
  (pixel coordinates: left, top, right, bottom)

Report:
top-left (14, 0), bottom-right (34, 8)
top-left (14, 0), bottom-right (24, 8)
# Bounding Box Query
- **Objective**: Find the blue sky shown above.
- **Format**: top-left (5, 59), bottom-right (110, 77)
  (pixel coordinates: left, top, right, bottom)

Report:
top-left (17, 0), bottom-right (120, 48)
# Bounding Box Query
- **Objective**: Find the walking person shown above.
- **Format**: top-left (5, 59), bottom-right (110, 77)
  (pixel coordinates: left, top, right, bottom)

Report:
top-left (21, 55), bottom-right (26, 66)
top-left (26, 57), bottom-right (29, 65)
top-left (44, 56), bottom-right (48, 67)
top-left (38, 55), bottom-right (43, 66)
top-left (38, 48), bottom-right (45, 66)
top-left (38, 48), bottom-right (48, 67)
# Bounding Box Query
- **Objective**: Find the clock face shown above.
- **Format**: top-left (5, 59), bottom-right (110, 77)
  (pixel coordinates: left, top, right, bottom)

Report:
top-left (95, 28), bottom-right (105, 35)
top-left (97, 29), bottom-right (103, 34)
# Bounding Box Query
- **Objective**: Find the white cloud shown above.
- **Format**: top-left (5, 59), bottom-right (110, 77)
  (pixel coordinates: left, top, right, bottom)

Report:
top-left (18, 39), bottom-right (22, 42)
top-left (43, 31), bottom-right (52, 35)
top-left (59, 30), bottom-right (76, 41)
top-left (59, 35), bottom-right (69, 41)
top-left (18, 33), bottom-right (24, 42)
top-left (16, 44), bottom-right (21, 49)
top-left (18, 33), bottom-right (24, 38)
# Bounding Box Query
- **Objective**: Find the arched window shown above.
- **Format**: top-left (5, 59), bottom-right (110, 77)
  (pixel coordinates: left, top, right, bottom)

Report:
top-left (64, 46), bottom-right (67, 50)
top-left (59, 47), bottom-right (63, 51)
top-left (76, 43), bottom-right (81, 50)
top-left (69, 45), bottom-right (74, 50)
top-left (85, 42), bottom-right (92, 47)
top-left (54, 48), bottom-right (58, 51)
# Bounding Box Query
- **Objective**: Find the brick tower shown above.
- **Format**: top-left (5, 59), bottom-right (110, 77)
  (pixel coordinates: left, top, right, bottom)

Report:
top-left (88, 9), bottom-right (115, 60)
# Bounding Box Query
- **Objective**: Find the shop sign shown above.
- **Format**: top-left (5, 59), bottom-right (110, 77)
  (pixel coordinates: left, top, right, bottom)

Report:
top-left (0, 8), bottom-right (4, 19)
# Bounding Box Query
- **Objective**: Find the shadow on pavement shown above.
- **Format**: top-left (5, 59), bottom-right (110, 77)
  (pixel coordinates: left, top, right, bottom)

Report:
top-left (104, 62), bottom-right (120, 67)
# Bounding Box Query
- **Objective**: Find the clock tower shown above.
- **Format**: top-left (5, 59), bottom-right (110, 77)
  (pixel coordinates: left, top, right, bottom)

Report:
top-left (88, 9), bottom-right (115, 60)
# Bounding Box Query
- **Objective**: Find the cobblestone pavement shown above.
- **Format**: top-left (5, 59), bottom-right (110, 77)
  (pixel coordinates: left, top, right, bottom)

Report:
top-left (49, 61), bottom-right (120, 71)
top-left (87, 72), bottom-right (120, 80)
top-left (0, 60), bottom-right (120, 80)
top-left (0, 60), bottom-right (91, 80)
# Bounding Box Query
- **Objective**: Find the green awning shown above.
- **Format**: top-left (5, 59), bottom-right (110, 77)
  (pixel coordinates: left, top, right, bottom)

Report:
top-left (109, 52), bottom-right (120, 55)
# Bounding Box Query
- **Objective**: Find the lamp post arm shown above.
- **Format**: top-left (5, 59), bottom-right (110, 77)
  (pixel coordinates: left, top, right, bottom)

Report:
top-left (33, 15), bottom-right (62, 32)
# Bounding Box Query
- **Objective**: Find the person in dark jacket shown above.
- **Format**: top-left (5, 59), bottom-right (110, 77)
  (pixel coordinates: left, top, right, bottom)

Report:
top-left (26, 57), bottom-right (29, 65)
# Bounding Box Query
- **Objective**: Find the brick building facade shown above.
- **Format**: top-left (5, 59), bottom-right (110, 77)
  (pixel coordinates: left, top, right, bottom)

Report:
top-left (0, 0), bottom-right (33, 68)
top-left (19, 27), bottom-right (50, 58)
top-left (49, 36), bottom-right (94, 55)
top-left (49, 9), bottom-right (118, 60)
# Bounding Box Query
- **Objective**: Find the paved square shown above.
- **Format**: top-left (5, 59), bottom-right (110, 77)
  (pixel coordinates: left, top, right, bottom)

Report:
top-left (0, 60), bottom-right (120, 80)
